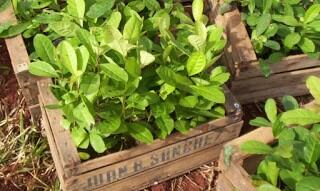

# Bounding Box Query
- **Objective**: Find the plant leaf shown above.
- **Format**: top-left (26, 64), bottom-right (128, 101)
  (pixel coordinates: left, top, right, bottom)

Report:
top-left (240, 140), bottom-right (273, 154)
top-left (304, 4), bottom-right (320, 24)
top-left (249, 117), bottom-right (272, 127)
top-left (29, 61), bottom-right (59, 77)
top-left (281, 95), bottom-right (299, 111)
top-left (89, 132), bottom-right (106, 153)
top-left (265, 98), bottom-right (277, 123)
top-left (284, 33), bottom-right (301, 49)
top-left (123, 13), bottom-right (142, 43)
top-left (86, 0), bottom-right (115, 19)
top-left (280, 109), bottom-right (320, 126)
top-left (33, 34), bottom-right (56, 64)
top-left (57, 41), bottom-right (78, 75)
top-left (306, 76), bottom-right (320, 103)
top-left (256, 14), bottom-right (271, 35)
top-left (296, 176), bottom-right (320, 191)
top-left (190, 85), bottom-right (225, 103)
top-left (80, 73), bottom-right (100, 102)
top-left (192, 0), bottom-right (203, 22)
top-left (187, 51), bottom-right (206, 76)
top-left (128, 123), bottom-right (154, 144)
top-left (67, 0), bottom-right (85, 26)
top-left (100, 63), bottom-right (128, 82)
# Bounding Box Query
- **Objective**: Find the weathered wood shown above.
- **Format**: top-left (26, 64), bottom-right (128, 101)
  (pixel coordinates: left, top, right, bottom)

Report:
top-left (0, 3), bottom-right (41, 119)
top-left (38, 79), bottom-right (81, 175)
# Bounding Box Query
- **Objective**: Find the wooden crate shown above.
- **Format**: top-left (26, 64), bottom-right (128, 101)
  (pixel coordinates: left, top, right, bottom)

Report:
top-left (212, 1), bottom-right (320, 104)
top-left (216, 101), bottom-right (318, 191)
top-left (38, 78), bottom-right (243, 191)
top-left (0, 4), bottom-right (41, 119)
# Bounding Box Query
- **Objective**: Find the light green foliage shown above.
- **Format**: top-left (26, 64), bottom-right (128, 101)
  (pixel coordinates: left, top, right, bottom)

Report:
top-left (22, 0), bottom-right (229, 157)
top-left (243, 77), bottom-right (320, 190)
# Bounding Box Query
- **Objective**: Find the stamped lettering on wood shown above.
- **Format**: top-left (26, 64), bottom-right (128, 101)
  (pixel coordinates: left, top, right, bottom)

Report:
top-left (70, 124), bottom-right (238, 191)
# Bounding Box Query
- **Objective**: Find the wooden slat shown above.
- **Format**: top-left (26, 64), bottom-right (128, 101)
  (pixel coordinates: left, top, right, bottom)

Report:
top-left (216, 174), bottom-right (236, 191)
top-left (66, 121), bottom-right (243, 191)
top-left (38, 79), bottom-right (80, 175)
top-left (237, 55), bottom-right (320, 79)
top-left (66, 143), bottom-right (227, 191)
top-left (40, 99), bottom-right (66, 188)
top-left (74, 116), bottom-right (238, 174)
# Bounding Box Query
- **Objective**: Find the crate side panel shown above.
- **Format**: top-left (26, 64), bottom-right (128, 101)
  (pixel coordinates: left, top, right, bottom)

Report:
top-left (66, 121), bottom-right (243, 191)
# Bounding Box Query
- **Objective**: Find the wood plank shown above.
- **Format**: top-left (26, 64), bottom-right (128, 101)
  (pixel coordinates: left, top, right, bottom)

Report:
top-left (74, 116), bottom-right (238, 174)
top-left (237, 54), bottom-right (320, 80)
top-left (231, 67), bottom-right (320, 94)
top-left (65, 121), bottom-right (243, 191)
top-left (216, 174), bottom-right (236, 191)
top-left (235, 83), bottom-right (309, 104)
top-left (66, 143), bottom-right (227, 191)
top-left (40, 99), bottom-right (66, 188)
top-left (38, 79), bottom-right (80, 175)
top-left (223, 163), bottom-right (256, 191)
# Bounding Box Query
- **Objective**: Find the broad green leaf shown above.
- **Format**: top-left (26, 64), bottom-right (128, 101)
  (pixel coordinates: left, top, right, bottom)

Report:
top-left (179, 96), bottom-right (198, 108)
top-left (155, 114), bottom-right (174, 136)
top-left (175, 120), bottom-right (190, 134)
top-left (306, 76), bottom-right (320, 103)
top-left (272, 15), bottom-right (300, 26)
top-left (281, 95), bottom-right (299, 111)
top-left (106, 11), bottom-right (122, 28)
top-left (256, 14), bottom-right (271, 35)
top-left (71, 127), bottom-right (88, 147)
top-left (0, 21), bottom-right (32, 38)
top-left (29, 61), bottom-right (59, 77)
top-left (187, 52), bottom-right (206, 76)
top-left (249, 117), bottom-right (272, 127)
top-left (76, 29), bottom-right (98, 57)
top-left (67, 0), bottom-right (85, 26)
top-left (76, 46), bottom-right (89, 75)
top-left (79, 152), bottom-right (90, 160)
top-left (280, 169), bottom-right (303, 190)
top-left (33, 34), bottom-right (56, 64)
top-left (80, 73), bottom-right (100, 102)
top-left (265, 99), bottom-right (277, 123)
top-left (156, 66), bottom-right (193, 92)
top-left (299, 37), bottom-right (315, 53)
top-left (192, 0), bottom-right (203, 22)
top-left (127, 1), bottom-right (145, 12)
top-left (188, 35), bottom-right (206, 51)
top-left (89, 132), bottom-right (106, 153)
top-left (280, 109), bottom-right (320, 126)
top-left (296, 176), bottom-right (320, 191)
top-left (100, 63), bottom-right (128, 82)
top-left (264, 40), bottom-right (280, 50)
top-left (49, 21), bottom-right (79, 37)
top-left (284, 33), bottom-right (301, 49)
top-left (258, 183), bottom-right (280, 191)
top-left (107, 39), bottom-right (135, 57)
top-left (257, 160), bottom-right (279, 186)
top-left (240, 140), bottom-right (273, 154)
top-left (73, 100), bottom-right (95, 128)
top-left (272, 118), bottom-right (285, 137)
top-left (140, 50), bottom-right (155, 68)
top-left (128, 123), bottom-right (154, 144)
top-left (143, 0), bottom-right (160, 12)
top-left (263, 0), bottom-right (273, 14)
top-left (126, 93), bottom-right (149, 110)
top-left (57, 41), bottom-right (78, 75)
top-left (160, 83), bottom-right (175, 100)
top-left (96, 116), bottom-right (121, 137)
top-left (86, 0), bottom-right (115, 19)
top-left (123, 14), bottom-right (142, 43)
top-left (190, 85), bottom-right (225, 103)
top-left (125, 57), bottom-right (141, 77)
top-left (304, 4), bottom-right (320, 24)
top-left (210, 66), bottom-right (230, 85)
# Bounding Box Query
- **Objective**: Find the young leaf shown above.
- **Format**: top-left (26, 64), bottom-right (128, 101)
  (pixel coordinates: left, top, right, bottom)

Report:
top-left (190, 85), bottom-right (225, 103)
top-left (143, 0), bottom-right (160, 12)
top-left (281, 95), bottom-right (299, 111)
top-left (175, 120), bottom-right (190, 134)
top-left (155, 114), bottom-right (174, 136)
top-left (187, 51), bottom-right (206, 76)
top-left (272, 15), bottom-right (300, 26)
top-left (192, 0), bottom-right (203, 22)
top-left (29, 61), bottom-right (59, 78)
top-left (89, 132), bottom-right (106, 153)
top-left (100, 63), bottom-right (128, 82)
top-left (265, 98), bottom-right (277, 123)
top-left (80, 73), bottom-right (100, 102)
top-left (123, 14), bottom-right (142, 43)
top-left (298, 37), bottom-right (315, 53)
top-left (179, 96), bottom-right (198, 108)
top-left (73, 100), bottom-right (95, 128)
top-left (140, 50), bottom-right (155, 68)
top-left (57, 41), bottom-right (78, 75)
top-left (49, 21), bottom-right (79, 37)
top-left (280, 109), bottom-right (320, 126)
top-left (249, 117), bottom-right (272, 127)
top-left (257, 160), bottom-right (279, 186)
top-left (240, 140), bottom-right (273, 154)
top-left (128, 123), bottom-right (154, 144)
top-left (86, 0), bottom-right (115, 19)
top-left (304, 4), bottom-right (320, 24)
top-left (306, 76), bottom-right (320, 103)
top-left (71, 127), bottom-right (88, 147)
top-left (284, 33), bottom-right (301, 49)
top-left (67, 0), bottom-right (85, 26)
top-left (33, 34), bottom-right (56, 64)
top-left (96, 116), bottom-right (121, 137)
top-left (256, 14), bottom-right (271, 35)
top-left (76, 46), bottom-right (89, 75)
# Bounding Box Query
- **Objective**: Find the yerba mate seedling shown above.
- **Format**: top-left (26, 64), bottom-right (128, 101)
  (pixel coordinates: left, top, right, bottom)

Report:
top-left (241, 76), bottom-right (320, 191)
top-left (25, 0), bottom-right (228, 159)
top-left (221, 0), bottom-right (320, 76)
